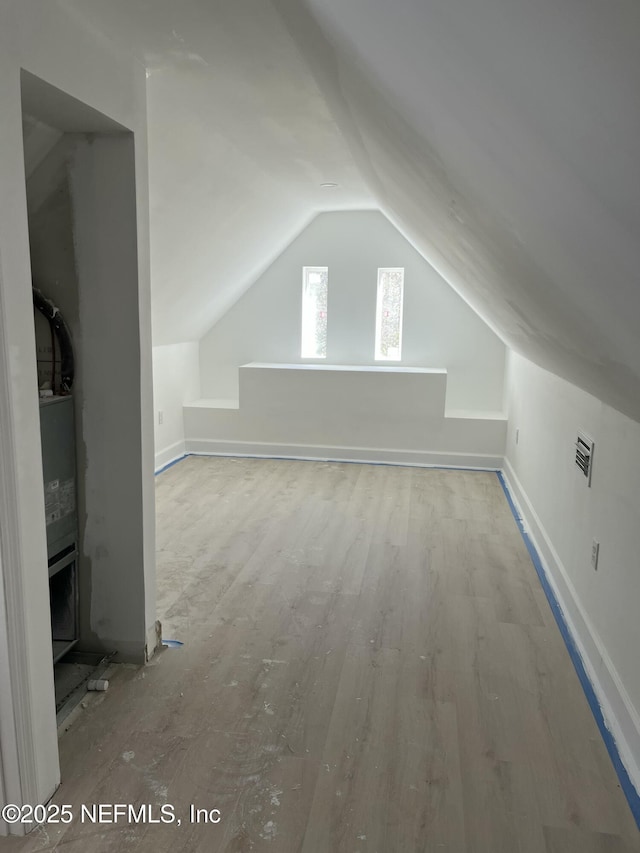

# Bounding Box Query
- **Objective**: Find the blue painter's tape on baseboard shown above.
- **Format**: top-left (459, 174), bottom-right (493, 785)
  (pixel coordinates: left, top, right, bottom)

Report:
top-left (186, 450), bottom-right (499, 472)
top-left (156, 452), bottom-right (497, 477)
top-left (154, 454), bottom-right (188, 476)
top-left (497, 470), bottom-right (640, 829)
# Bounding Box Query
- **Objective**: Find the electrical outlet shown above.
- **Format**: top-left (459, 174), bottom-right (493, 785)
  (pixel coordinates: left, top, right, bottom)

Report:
top-left (158, 410), bottom-right (164, 425)
top-left (515, 428), bottom-right (520, 445)
top-left (591, 540), bottom-right (600, 571)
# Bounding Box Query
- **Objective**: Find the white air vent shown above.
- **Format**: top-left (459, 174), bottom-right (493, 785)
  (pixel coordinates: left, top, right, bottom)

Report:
top-left (576, 431), bottom-right (594, 485)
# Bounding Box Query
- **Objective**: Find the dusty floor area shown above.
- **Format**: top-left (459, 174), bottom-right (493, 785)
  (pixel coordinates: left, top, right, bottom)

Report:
top-left (5, 457), bottom-right (639, 851)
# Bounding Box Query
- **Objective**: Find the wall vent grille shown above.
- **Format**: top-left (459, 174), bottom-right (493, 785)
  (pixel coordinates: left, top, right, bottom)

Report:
top-left (576, 432), bottom-right (594, 485)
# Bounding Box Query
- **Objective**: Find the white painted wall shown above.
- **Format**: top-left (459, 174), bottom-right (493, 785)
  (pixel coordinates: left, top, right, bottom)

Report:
top-left (153, 343), bottom-right (200, 470)
top-left (503, 351), bottom-right (640, 794)
top-left (0, 0), bottom-right (154, 825)
top-left (26, 127), bottom-right (159, 663)
top-left (200, 210), bottom-right (506, 413)
top-left (69, 134), bottom-right (155, 662)
top-left (276, 0), bottom-right (640, 424)
top-left (187, 363), bottom-right (506, 468)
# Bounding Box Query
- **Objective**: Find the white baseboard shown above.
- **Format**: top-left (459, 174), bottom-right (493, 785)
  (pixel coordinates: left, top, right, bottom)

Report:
top-left (185, 438), bottom-right (503, 470)
top-left (154, 440), bottom-right (186, 473)
top-left (502, 458), bottom-right (640, 801)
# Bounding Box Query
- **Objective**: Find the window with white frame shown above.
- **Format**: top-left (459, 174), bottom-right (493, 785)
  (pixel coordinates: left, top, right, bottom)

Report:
top-left (375, 267), bottom-right (404, 360)
top-left (301, 266), bottom-right (328, 358)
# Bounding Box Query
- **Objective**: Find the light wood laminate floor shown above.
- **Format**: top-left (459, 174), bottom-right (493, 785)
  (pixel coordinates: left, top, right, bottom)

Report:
top-left (6, 457), bottom-right (639, 852)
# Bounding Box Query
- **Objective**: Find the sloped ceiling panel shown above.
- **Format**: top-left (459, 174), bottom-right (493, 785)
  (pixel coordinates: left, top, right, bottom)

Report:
top-left (62, 0), bottom-right (640, 421)
top-left (273, 0), bottom-right (640, 422)
top-left (61, 0), bottom-right (374, 344)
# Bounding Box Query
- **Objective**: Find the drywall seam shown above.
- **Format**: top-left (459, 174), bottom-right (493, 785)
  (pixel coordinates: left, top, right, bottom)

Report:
top-left (154, 440), bottom-right (186, 474)
top-left (185, 439), bottom-right (502, 470)
top-left (501, 460), bottom-right (640, 825)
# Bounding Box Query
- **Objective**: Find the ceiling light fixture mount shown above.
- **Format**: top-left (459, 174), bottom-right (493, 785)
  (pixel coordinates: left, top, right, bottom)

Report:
top-left (320, 182), bottom-right (338, 188)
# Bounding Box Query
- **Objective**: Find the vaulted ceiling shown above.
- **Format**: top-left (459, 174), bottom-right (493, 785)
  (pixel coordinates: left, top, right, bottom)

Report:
top-left (63, 0), bottom-right (640, 421)
top-left (62, 0), bottom-right (373, 344)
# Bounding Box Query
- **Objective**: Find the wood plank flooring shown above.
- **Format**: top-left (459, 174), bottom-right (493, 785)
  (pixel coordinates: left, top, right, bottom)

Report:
top-left (5, 457), bottom-right (639, 852)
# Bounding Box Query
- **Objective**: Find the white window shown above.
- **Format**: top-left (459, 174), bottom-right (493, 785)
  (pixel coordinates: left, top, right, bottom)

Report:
top-left (301, 266), bottom-right (328, 358)
top-left (375, 267), bottom-right (404, 360)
